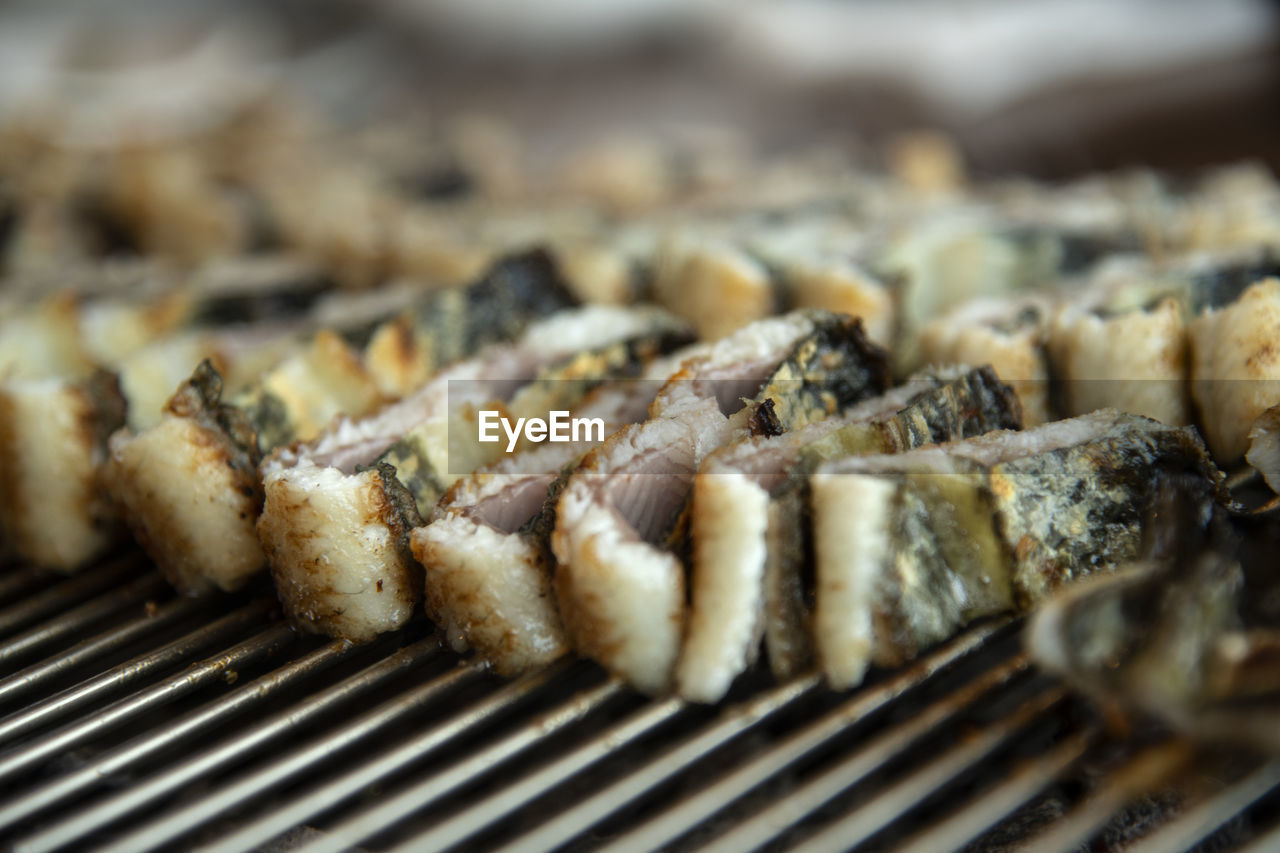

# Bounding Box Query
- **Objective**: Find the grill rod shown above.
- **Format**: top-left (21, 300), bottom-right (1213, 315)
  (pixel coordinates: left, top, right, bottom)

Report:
top-left (788, 684), bottom-right (1072, 853)
top-left (599, 620), bottom-right (1013, 853)
top-left (394, 688), bottom-right (695, 853)
top-left (301, 678), bottom-right (629, 853)
top-left (6, 636), bottom-right (443, 850)
top-left (0, 599), bottom-right (278, 750)
top-left (0, 556), bottom-right (143, 638)
top-left (3, 550), bottom-right (1279, 852)
top-left (893, 727), bottom-right (1098, 853)
top-left (1019, 740), bottom-right (1196, 852)
top-left (190, 659), bottom-right (578, 853)
top-left (700, 652), bottom-right (1033, 853)
top-left (0, 594), bottom-right (207, 707)
top-left (3, 637), bottom-right (357, 841)
top-left (1128, 761), bottom-right (1280, 853)
top-left (0, 565), bottom-right (56, 605)
top-left (0, 621), bottom-right (294, 785)
top-left (0, 571), bottom-right (169, 668)
top-left (96, 659), bottom-right (494, 853)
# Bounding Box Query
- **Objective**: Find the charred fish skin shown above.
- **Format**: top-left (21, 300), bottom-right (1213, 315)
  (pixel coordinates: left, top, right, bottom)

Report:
top-left (679, 365), bottom-right (1021, 702)
top-left (750, 315), bottom-right (890, 434)
top-left (554, 311), bottom-right (891, 697)
top-left (991, 424), bottom-right (1219, 605)
top-left (263, 306), bottom-right (693, 644)
top-left (812, 410), bottom-right (1225, 691)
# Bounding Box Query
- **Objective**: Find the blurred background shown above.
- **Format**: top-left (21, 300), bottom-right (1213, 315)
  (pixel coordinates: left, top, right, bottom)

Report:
top-left (1, 0), bottom-right (1277, 181)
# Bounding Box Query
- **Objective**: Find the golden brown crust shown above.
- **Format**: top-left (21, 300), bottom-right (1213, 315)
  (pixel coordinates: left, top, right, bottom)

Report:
top-left (261, 468), bottom-right (419, 642)
top-left (108, 415), bottom-right (263, 592)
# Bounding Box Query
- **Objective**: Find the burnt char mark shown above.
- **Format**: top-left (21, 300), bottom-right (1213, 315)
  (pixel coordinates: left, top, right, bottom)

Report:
top-left (519, 462), bottom-right (576, 548)
top-left (747, 398), bottom-right (786, 438)
top-left (191, 278), bottom-right (333, 327)
top-left (71, 194), bottom-right (142, 257)
top-left (0, 195), bottom-right (17, 257)
top-left (373, 461), bottom-right (427, 598)
top-left (403, 164), bottom-right (475, 201)
top-left (628, 258), bottom-right (654, 304)
top-left (964, 366), bottom-right (1024, 434)
top-left (87, 370), bottom-right (128, 449)
top-left (801, 315), bottom-right (891, 411)
top-left (369, 431), bottom-right (448, 519)
top-left (335, 315), bottom-right (387, 351)
top-left (753, 255), bottom-right (794, 316)
top-left (902, 365), bottom-right (1023, 444)
top-left (173, 360), bottom-right (265, 466)
top-left (1056, 232), bottom-right (1141, 275)
top-left (752, 314), bottom-right (889, 434)
top-left (463, 248), bottom-right (580, 353)
top-left (1192, 252), bottom-right (1280, 313)
top-left (1005, 227), bottom-right (1139, 277)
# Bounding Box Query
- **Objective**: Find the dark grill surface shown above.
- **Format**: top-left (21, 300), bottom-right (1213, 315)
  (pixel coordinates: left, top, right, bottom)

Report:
top-left (1, 554), bottom-right (1278, 853)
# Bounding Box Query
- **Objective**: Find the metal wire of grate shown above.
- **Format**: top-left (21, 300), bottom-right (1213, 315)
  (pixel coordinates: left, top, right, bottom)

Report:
top-left (1, 553), bottom-right (1278, 853)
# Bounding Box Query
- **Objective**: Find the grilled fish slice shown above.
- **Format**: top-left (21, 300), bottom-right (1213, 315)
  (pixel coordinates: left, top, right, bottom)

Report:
top-left (553, 311), bottom-right (889, 695)
top-left (262, 306), bottom-right (691, 642)
top-left (679, 365), bottom-right (1022, 701)
top-left (879, 221), bottom-right (1123, 374)
top-left (918, 297), bottom-right (1052, 425)
top-left (1029, 490), bottom-right (1280, 752)
top-left (0, 257), bottom-right (332, 571)
top-left (0, 373), bottom-right (125, 569)
top-left (681, 383), bottom-right (923, 702)
top-left (1191, 275), bottom-right (1280, 463)
top-left (1048, 257), bottom-right (1190, 425)
top-left (651, 237), bottom-right (777, 340)
top-left (108, 250), bottom-right (578, 593)
top-left (412, 346), bottom-right (699, 674)
top-left (811, 410), bottom-right (1224, 689)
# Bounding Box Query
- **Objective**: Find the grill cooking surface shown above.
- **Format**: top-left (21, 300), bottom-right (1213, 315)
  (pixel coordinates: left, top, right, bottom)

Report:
top-left (1, 555), bottom-right (1278, 852)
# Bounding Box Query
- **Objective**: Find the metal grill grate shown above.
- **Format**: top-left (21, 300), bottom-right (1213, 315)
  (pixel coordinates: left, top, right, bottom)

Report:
top-left (2, 554), bottom-right (1278, 853)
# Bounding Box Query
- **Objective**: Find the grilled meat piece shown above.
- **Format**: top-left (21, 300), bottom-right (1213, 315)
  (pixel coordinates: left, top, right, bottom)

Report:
top-left (412, 345), bottom-right (700, 674)
top-left (0, 256), bottom-right (331, 571)
top-left (552, 310), bottom-right (889, 695)
top-left (108, 250), bottom-right (577, 593)
top-left (918, 298), bottom-right (1051, 425)
top-left (811, 410), bottom-right (1225, 689)
top-left (262, 306), bottom-right (692, 642)
top-left (679, 365), bottom-right (1022, 701)
top-left (1048, 257), bottom-right (1190, 426)
top-left (1029, 488), bottom-right (1280, 752)
top-left (1191, 276), bottom-right (1280, 463)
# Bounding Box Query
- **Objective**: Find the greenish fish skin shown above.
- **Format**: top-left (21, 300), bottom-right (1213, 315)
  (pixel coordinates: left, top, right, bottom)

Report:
top-left (834, 414), bottom-right (1225, 678)
top-left (765, 366), bottom-right (1023, 677)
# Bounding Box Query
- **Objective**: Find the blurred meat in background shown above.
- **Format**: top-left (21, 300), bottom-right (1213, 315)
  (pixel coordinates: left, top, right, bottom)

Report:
top-left (0, 0), bottom-right (1276, 179)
